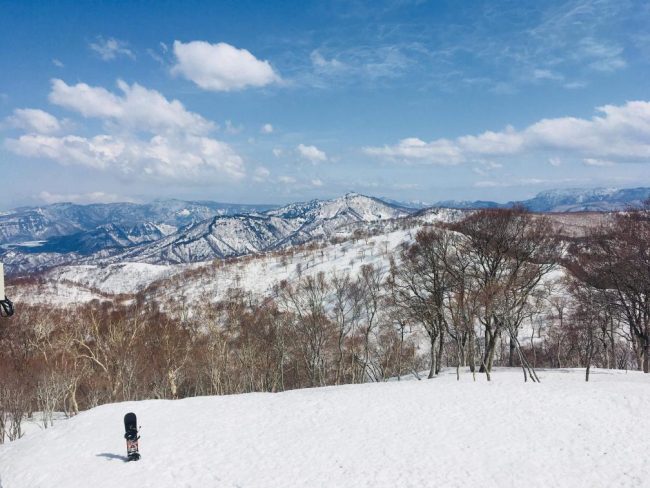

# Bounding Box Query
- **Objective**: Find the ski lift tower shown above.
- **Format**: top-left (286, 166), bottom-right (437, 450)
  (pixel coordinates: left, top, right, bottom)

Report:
top-left (0, 262), bottom-right (14, 317)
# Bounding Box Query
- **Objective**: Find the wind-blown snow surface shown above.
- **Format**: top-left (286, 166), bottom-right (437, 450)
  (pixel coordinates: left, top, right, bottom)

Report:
top-left (2, 368), bottom-right (649, 488)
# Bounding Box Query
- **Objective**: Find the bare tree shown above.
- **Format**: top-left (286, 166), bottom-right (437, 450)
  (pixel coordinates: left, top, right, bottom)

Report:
top-left (278, 273), bottom-right (335, 387)
top-left (356, 264), bottom-right (385, 382)
top-left (330, 271), bottom-right (360, 384)
top-left (567, 279), bottom-right (612, 381)
top-left (389, 229), bottom-right (454, 378)
top-left (453, 208), bottom-right (559, 378)
top-left (568, 208), bottom-right (650, 372)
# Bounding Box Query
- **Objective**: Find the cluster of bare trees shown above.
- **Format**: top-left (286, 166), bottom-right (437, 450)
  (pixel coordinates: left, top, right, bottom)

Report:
top-left (389, 207), bottom-right (560, 381)
top-left (566, 206), bottom-right (650, 375)
top-left (0, 205), bottom-right (648, 441)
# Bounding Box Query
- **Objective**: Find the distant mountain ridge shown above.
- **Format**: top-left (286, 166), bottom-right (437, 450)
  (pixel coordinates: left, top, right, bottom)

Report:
top-left (431, 187), bottom-right (650, 212)
top-left (86, 193), bottom-right (413, 265)
top-left (1, 193), bottom-right (413, 272)
top-left (1, 187), bottom-right (647, 274)
top-left (0, 199), bottom-right (277, 245)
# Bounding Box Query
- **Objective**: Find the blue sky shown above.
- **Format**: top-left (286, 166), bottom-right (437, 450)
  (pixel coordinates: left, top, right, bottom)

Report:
top-left (1, 0), bottom-right (649, 208)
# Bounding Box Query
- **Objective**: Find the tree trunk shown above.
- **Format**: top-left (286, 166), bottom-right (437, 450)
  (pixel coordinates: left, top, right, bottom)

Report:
top-left (509, 337), bottom-right (515, 367)
top-left (480, 328), bottom-right (499, 373)
top-left (435, 329), bottom-right (444, 375)
top-left (428, 333), bottom-right (438, 379)
top-left (468, 329), bottom-right (476, 374)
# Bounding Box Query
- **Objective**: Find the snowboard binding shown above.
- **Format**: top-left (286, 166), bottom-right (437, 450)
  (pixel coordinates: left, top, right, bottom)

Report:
top-left (0, 296), bottom-right (13, 318)
top-left (0, 263), bottom-right (13, 318)
top-left (124, 412), bottom-right (141, 461)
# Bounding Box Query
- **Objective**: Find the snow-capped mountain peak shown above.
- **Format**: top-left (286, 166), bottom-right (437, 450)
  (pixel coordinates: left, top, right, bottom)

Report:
top-left (89, 194), bottom-right (414, 266)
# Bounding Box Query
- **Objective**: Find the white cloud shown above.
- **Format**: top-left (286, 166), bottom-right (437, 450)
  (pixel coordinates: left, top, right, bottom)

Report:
top-left (89, 36), bottom-right (135, 61)
top-left (471, 160), bottom-right (503, 176)
top-left (393, 183), bottom-right (420, 190)
top-left (52, 58), bottom-right (64, 68)
top-left (473, 180), bottom-right (503, 188)
top-left (564, 81), bottom-right (587, 90)
top-left (311, 178), bottom-right (324, 187)
top-left (578, 37), bottom-right (626, 73)
top-left (171, 40), bottom-right (281, 91)
top-left (278, 175), bottom-right (297, 184)
top-left (272, 147), bottom-right (283, 158)
top-left (49, 79), bottom-right (123, 118)
top-left (6, 108), bottom-right (61, 134)
top-left (583, 158), bottom-right (615, 167)
top-left (253, 166), bottom-right (271, 182)
top-left (5, 79), bottom-right (246, 183)
top-left (49, 79), bottom-right (214, 134)
top-left (549, 157), bottom-right (562, 167)
top-left (38, 191), bottom-right (136, 204)
top-left (147, 48), bottom-right (165, 65)
top-left (225, 120), bottom-right (243, 134)
top-left (6, 134), bottom-right (124, 170)
top-left (363, 137), bottom-right (462, 165)
top-left (6, 133), bottom-right (245, 181)
top-left (457, 127), bottom-right (524, 155)
top-left (474, 177), bottom-right (579, 188)
top-left (532, 69), bottom-right (563, 81)
top-left (308, 45), bottom-right (413, 84)
top-left (365, 100), bottom-right (650, 165)
top-left (260, 123), bottom-right (273, 134)
top-left (297, 143), bottom-right (327, 163)
top-left (310, 50), bottom-right (346, 72)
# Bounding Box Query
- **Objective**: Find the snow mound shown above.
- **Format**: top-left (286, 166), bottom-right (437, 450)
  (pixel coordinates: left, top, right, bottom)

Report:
top-left (1, 368), bottom-right (649, 488)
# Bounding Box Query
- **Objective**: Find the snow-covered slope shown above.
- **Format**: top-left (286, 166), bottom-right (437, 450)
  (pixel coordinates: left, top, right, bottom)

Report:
top-left (0, 200), bottom-right (276, 245)
top-left (1, 368), bottom-right (649, 488)
top-left (10, 225), bottom-right (417, 305)
top-left (1, 194), bottom-right (413, 272)
top-left (21, 222), bottom-right (175, 255)
top-left (8, 209), bottom-right (601, 309)
top-left (90, 193), bottom-right (413, 266)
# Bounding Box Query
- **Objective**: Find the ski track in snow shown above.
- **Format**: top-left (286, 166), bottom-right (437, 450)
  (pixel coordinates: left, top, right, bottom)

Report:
top-left (1, 368), bottom-right (649, 488)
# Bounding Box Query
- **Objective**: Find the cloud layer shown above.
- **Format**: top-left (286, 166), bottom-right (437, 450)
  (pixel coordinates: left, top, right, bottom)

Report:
top-left (297, 143), bottom-right (327, 163)
top-left (38, 191), bottom-right (137, 204)
top-left (6, 79), bottom-right (245, 182)
top-left (6, 108), bottom-right (62, 134)
top-left (364, 100), bottom-right (650, 165)
top-left (171, 41), bottom-right (281, 91)
top-left (7, 133), bottom-right (245, 180)
top-left (49, 79), bottom-right (214, 134)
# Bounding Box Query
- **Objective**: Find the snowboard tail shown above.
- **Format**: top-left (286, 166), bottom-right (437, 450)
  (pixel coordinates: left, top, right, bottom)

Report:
top-left (124, 412), bottom-right (141, 461)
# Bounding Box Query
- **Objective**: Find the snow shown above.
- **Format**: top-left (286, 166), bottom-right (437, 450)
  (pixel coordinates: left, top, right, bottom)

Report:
top-left (9, 241), bottom-right (45, 248)
top-left (53, 262), bottom-right (186, 295)
top-left (1, 368), bottom-right (650, 488)
top-left (12, 226), bottom-right (417, 306)
top-left (9, 412), bottom-right (69, 439)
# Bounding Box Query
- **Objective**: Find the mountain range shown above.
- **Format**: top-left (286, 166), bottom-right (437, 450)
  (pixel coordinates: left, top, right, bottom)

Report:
top-left (1, 187), bottom-right (647, 274)
top-left (431, 187), bottom-right (650, 212)
top-left (1, 193), bottom-right (412, 273)
top-left (0, 199), bottom-right (276, 245)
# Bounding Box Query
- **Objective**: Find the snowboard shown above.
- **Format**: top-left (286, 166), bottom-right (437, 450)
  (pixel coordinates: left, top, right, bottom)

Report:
top-left (124, 412), bottom-right (141, 461)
